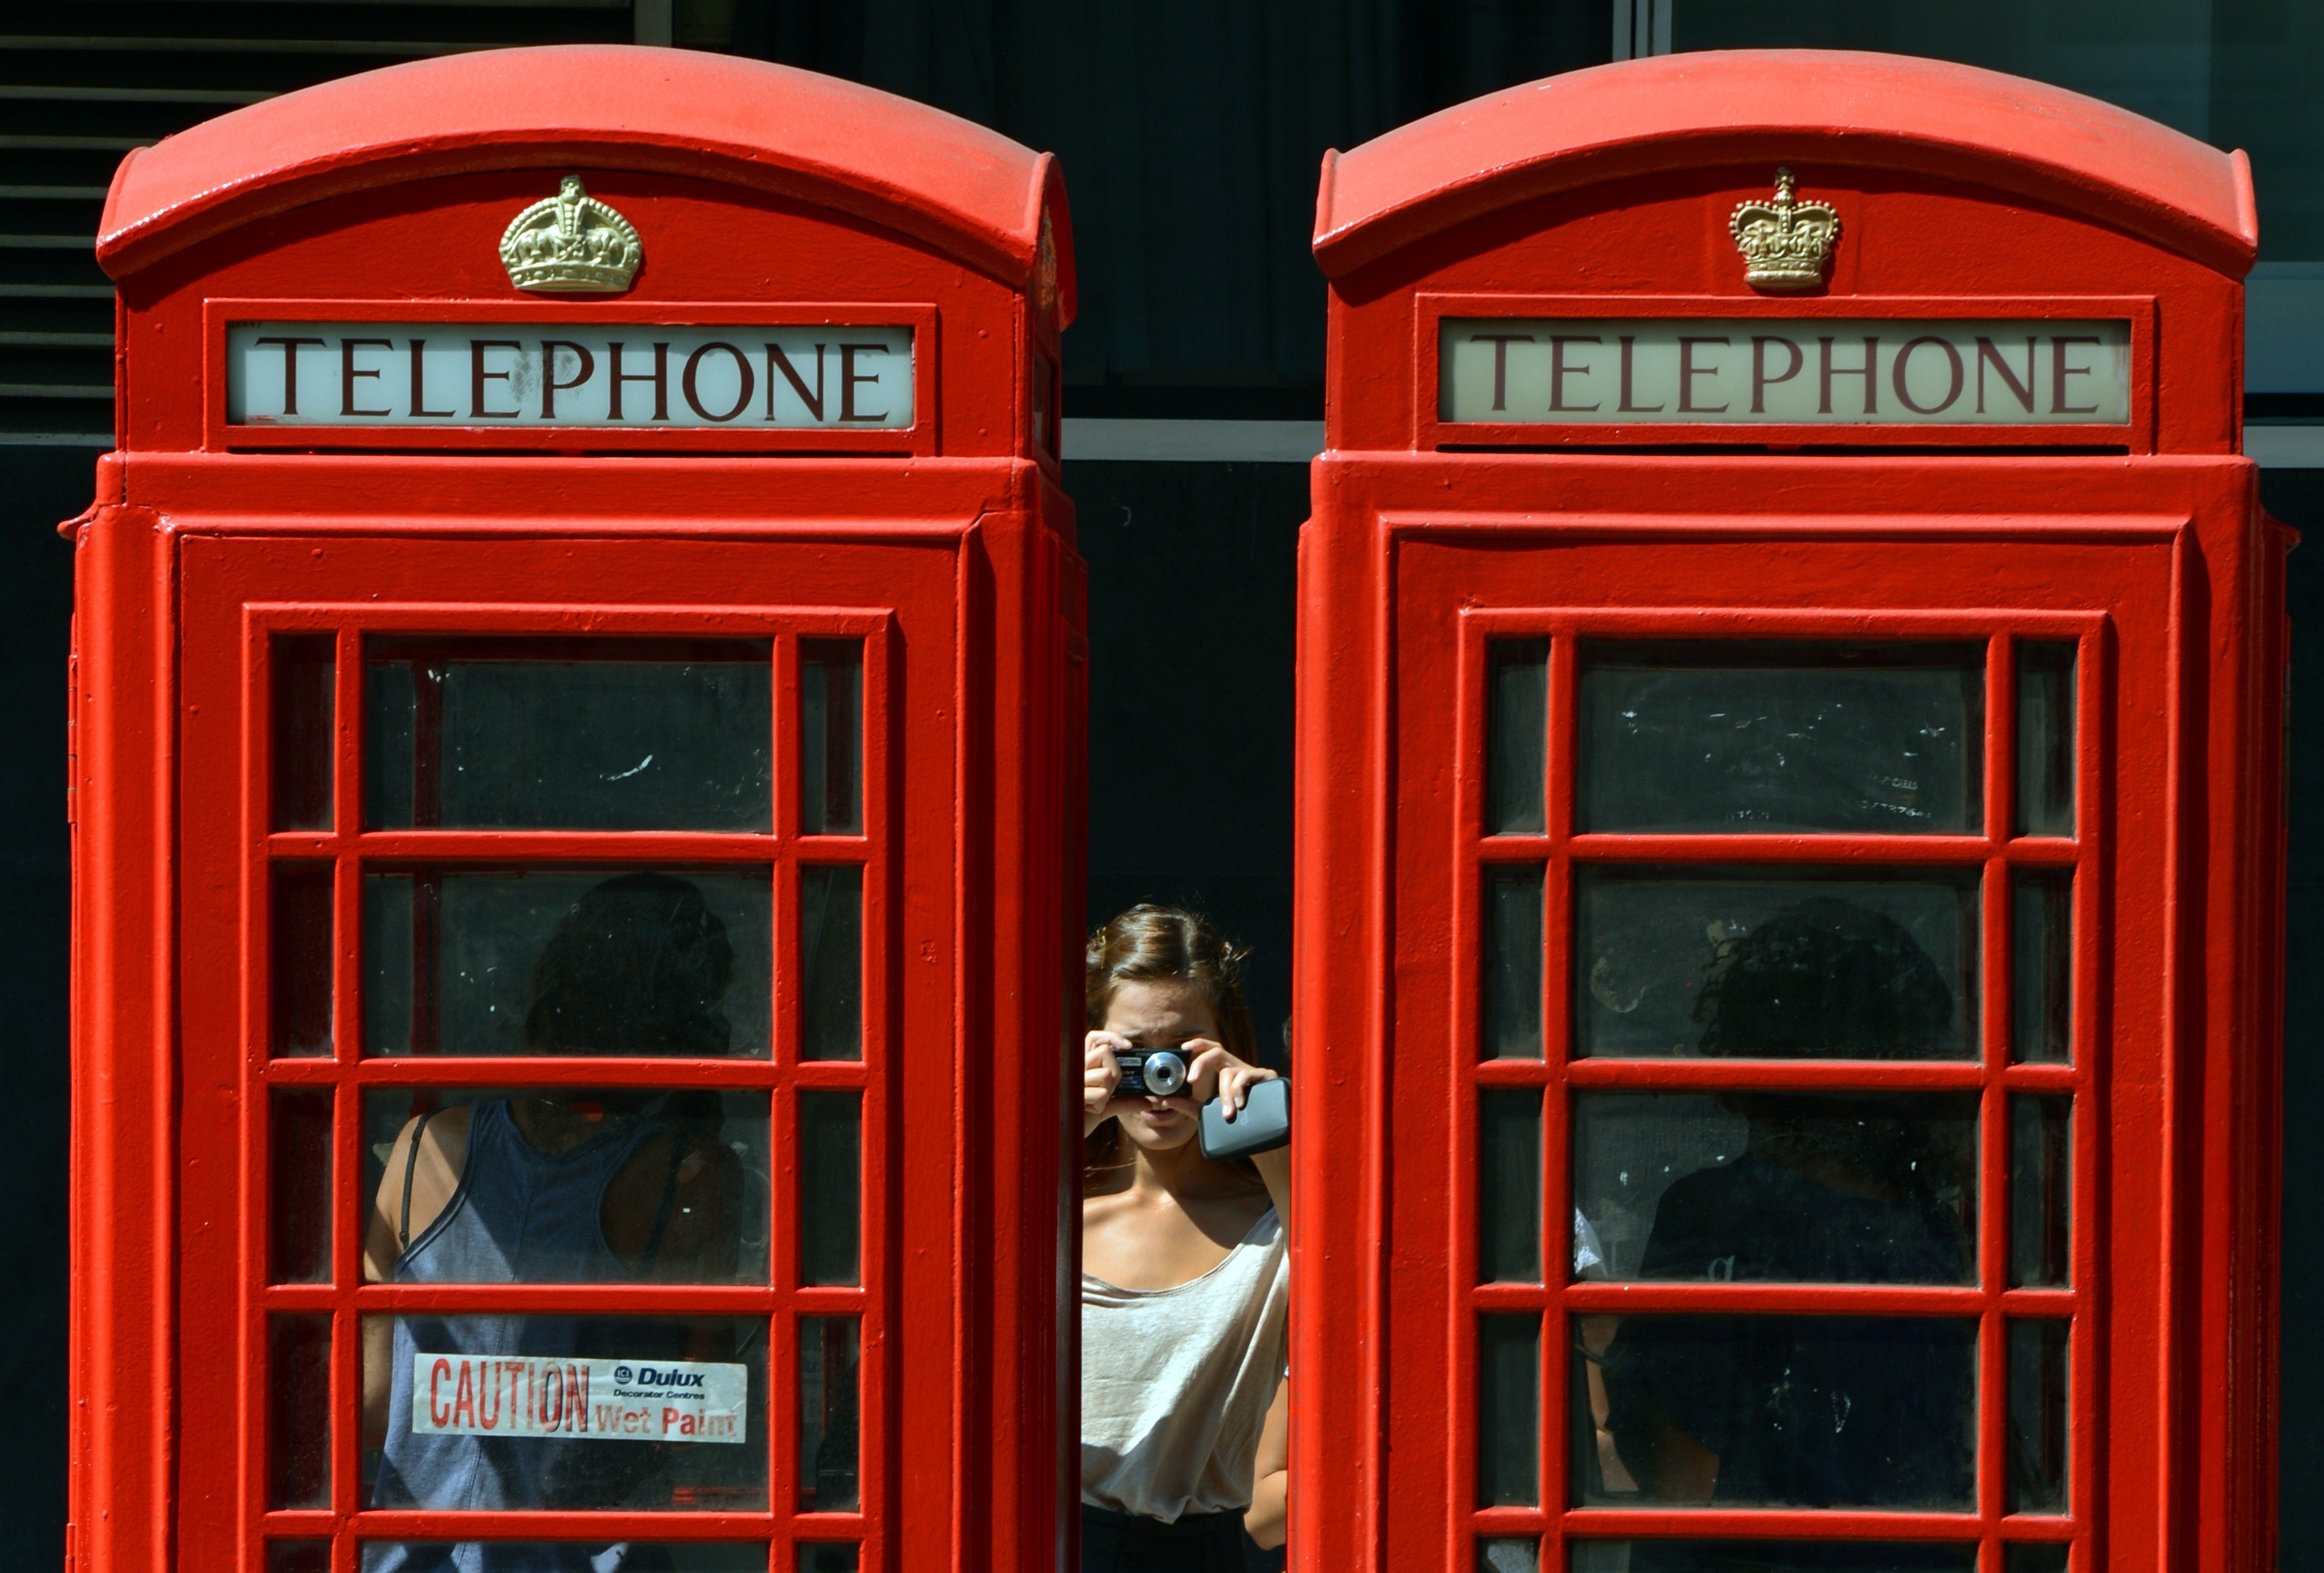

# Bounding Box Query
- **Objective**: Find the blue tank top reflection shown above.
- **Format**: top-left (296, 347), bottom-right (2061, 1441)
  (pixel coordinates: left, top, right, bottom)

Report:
top-left (365, 1100), bottom-right (678, 1573)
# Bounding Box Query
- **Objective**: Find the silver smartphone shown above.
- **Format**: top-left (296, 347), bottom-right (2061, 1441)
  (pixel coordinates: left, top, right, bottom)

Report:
top-left (1198, 1076), bottom-right (1290, 1161)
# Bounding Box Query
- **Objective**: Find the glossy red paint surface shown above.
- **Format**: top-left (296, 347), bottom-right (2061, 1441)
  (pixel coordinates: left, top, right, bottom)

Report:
top-left (1297, 51), bottom-right (2284, 1573)
top-left (70, 47), bottom-right (1080, 1573)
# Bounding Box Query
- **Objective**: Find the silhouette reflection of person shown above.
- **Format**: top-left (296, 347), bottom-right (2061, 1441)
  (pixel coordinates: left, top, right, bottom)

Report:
top-left (1601, 899), bottom-right (1976, 1573)
top-left (359, 872), bottom-right (751, 1573)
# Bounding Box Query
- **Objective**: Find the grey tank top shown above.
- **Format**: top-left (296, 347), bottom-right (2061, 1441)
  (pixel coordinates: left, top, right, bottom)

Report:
top-left (366, 1100), bottom-right (684, 1573)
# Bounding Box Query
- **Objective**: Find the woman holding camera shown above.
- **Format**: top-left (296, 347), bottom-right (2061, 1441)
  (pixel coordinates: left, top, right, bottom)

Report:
top-left (1081, 904), bottom-right (1292, 1571)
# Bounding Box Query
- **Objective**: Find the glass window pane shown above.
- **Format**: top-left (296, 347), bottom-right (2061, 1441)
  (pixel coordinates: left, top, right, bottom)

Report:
top-left (365, 638), bottom-right (773, 831)
top-left (800, 1091), bottom-right (862, 1286)
top-left (2012, 873), bottom-right (2072, 1064)
top-left (1488, 638), bottom-right (1550, 835)
top-left (2005, 1544), bottom-right (2070, 1573)
top-left (800, 1315), bottom-right (861, 1512)
top-left (801, 639), bottom-right (864, 836)
top-left (1575, 869), bottom-right (1978, 1060)
top-left (2010, 1096), bottom-right (2071, 1289)
top-left (273, 633), bottom-right (335, 831)
top-left (266, 1543), bottom-right (330, 1573)
top-left (1587, 1314), bottom-right (1976, 1509)
top-left (801, 1547), bottom-right (862, 1573)
top-left (1479, 1088), bottom-right (1543, 1283)
top-left (273, 863), bottom-right (334, 1058)
top-left (2015, 642), bottom-right (2076, 837)
top-left (2009, 1320), bottom-right (2070, 1513)
top-left (1578, 641), bottom-right (1983, 834)
top-left (271, 1087), bottom-right (335, 1284)
top-left (361, 1314), bottom-right (768, 1510)
top-left (270, 1313), bottom-right (332, 1509)
top-left (1478, 1313), bottom-right (1540, 1506)
top-left (1573, 1092), bottom-right (1976, 1284)
top-left (367, 1547), bottom-right (768, 1571)
top-left (1568, 1544), bottom-right (1976, 1573)
top-left (1484, 866), bottom-right (1546, 1060)
top-left (800, 866), bottom-right (863, 1062)
top-left (363, 867), bottom-right (771, 1058)
top-left (1481, 1537), bottom-right (1540, 1573)
top-left (361, 1088), bottom-right (769, 1283)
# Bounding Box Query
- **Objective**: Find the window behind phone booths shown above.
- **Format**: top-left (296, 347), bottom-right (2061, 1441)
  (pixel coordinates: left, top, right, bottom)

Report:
top-left (1295, 53), bottom-right (2285, 1573)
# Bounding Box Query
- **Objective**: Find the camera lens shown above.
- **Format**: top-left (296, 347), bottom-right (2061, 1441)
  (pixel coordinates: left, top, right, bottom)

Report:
top-left (1143, 1049), bottom-right (1189, 1097)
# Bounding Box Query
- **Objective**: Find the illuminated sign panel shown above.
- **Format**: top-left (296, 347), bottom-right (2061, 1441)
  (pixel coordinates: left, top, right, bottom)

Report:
top-left (1438, 318), bottom-right (2131, 426)
top-left (225, 321), bottom-right (916, 429)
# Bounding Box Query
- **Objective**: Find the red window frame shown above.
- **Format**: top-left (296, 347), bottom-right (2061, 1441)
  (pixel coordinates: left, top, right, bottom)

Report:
top-left (1451, 605), bottom-right (2102, 1567)
top-left (172, 530), bottom-right (971, 1573)
top-left (1348, 513), bottom-right (2190, 1573)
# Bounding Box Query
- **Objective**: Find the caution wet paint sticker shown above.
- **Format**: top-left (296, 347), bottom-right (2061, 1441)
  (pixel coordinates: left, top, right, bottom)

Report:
top-left (410, 1353), bottom-right (748, 1444)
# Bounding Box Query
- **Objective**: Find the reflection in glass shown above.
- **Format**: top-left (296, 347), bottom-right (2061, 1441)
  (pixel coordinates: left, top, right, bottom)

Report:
top-left (1478, 1313), bottom-right (1540, 1506)
top-left (273, 863), bottom-right (334, 1057)
top-left (361, 1088), bottom-right (769, 1284)
top-left (361, 1314), bottom-right (768, 1512)
top-left (2012, 873), bottom-right (2072, 1064)
top-left (1568, 1544), bottom-right (1975, 1573)
top-left (271, 1088), bottom-right (334, 1284)
top-left (1484, 867), bottom-right (1546, 1060)
top-left (1572, 1092), bottom-right (1975, 1284)
top-left (1479, 1088), bottom-right (1542, 1283)
top-left (801, 1547), bottom-right (861, 1573)
top-left (364, 867), bottom-right (770, 1057)
top-left (2015, 643), bottom-right (2076, 837)
top-left (2010, 1097), bottom-right (2071, 1289)
top-left (1480, 1537), bottom-right (1538, 1573)
top-left (1591, 1314), bottom-right (1976, 1509)
top-left (273, 633), bottom-right (335, 831)
top-left (801, 1316), bottom-right (861, 1512)
top-left (268, 1544), bottom-right (331, 1573)
top-left (800, 867), bottom-right (864, 1062)
top-left (1578, 641), bottom-right (1982, 834)
top-left (2004, 1545), bottom-right (2069, 1573)
top-left (366, 1547), bottom-right (767, 1573)
top-left (1488, 638), bottom-right (1550, 835)
top-left (365, 638), bottom-right (772, 831)
top-left (270, 1314), bottom-right (332, 1509)
top-left (2009, 1320), bottom-right (2070, 1514)
top-left (801, 1091), bottom-right (862, 1286)
top-left (801, 639), bottom-right (864, 836)
top-left (1575, 870), bottom-right (1977, 1060)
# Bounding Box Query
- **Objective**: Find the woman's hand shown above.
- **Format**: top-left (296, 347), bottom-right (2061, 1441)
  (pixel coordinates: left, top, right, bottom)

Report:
top-left (1182, 1039), bottom-right (1278, 1121)
top-left (1083, 1031), bottom-right (1127, 1136)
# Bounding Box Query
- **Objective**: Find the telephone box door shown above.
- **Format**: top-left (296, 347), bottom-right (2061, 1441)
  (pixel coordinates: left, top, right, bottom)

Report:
top-left (172, 523), bottom-right (979, 1571)
top-left (1351, 508), bottom-right (2207, 1573)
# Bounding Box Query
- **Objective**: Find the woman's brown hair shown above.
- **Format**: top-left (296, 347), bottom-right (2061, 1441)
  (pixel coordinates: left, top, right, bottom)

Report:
top-left (1084, 904), bottom-right (1258, 1184)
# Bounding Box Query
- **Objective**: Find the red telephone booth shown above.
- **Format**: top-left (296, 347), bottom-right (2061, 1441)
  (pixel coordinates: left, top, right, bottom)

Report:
top-left (1295, 52), bottom-right (2285, 1573)
top-left (67, 45), bottom-right (1079, 1573)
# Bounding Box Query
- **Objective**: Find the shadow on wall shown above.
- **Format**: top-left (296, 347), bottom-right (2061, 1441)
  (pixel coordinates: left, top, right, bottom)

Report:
top-left (0, 445), bottom-right (84, 1569)
top-left (2267, 469), bottom-right (2324, 1573)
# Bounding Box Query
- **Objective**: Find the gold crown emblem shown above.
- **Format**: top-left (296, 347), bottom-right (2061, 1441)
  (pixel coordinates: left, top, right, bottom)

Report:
top-left (1729, 167), bottom-right (1839, 292)
top-left (499, 177), bottom-right (641, 293)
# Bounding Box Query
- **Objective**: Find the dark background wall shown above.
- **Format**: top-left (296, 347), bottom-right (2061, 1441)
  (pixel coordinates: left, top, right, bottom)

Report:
top-left (5, 4), bottom-right (2324, 1567)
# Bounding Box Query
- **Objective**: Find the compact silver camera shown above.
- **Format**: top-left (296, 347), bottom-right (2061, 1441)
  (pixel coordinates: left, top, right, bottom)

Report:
top-left (1115, 1047), bottom-right (1193, 1098)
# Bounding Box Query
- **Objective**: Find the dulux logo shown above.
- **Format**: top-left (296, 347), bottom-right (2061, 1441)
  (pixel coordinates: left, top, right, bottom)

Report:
top-left (622, 1366), bottom-right (707, 1389)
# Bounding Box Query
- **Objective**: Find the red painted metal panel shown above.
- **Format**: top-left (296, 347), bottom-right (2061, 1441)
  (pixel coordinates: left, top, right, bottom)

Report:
top-left (1312, 51), bottom-right (2254, 281)
top-left (71, 45), bottom-right (1080, 1573)
top-left (96, 45), bottom-right (1076, 319)
top-left (1301, 50), bottom-right (2284, 1573)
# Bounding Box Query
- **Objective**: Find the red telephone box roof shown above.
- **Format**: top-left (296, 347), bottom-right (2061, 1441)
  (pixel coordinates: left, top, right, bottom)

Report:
top-left (1314, 50), bottom-right (2257, 281)
top-left (97, 44), bottom-right (1074, 320)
